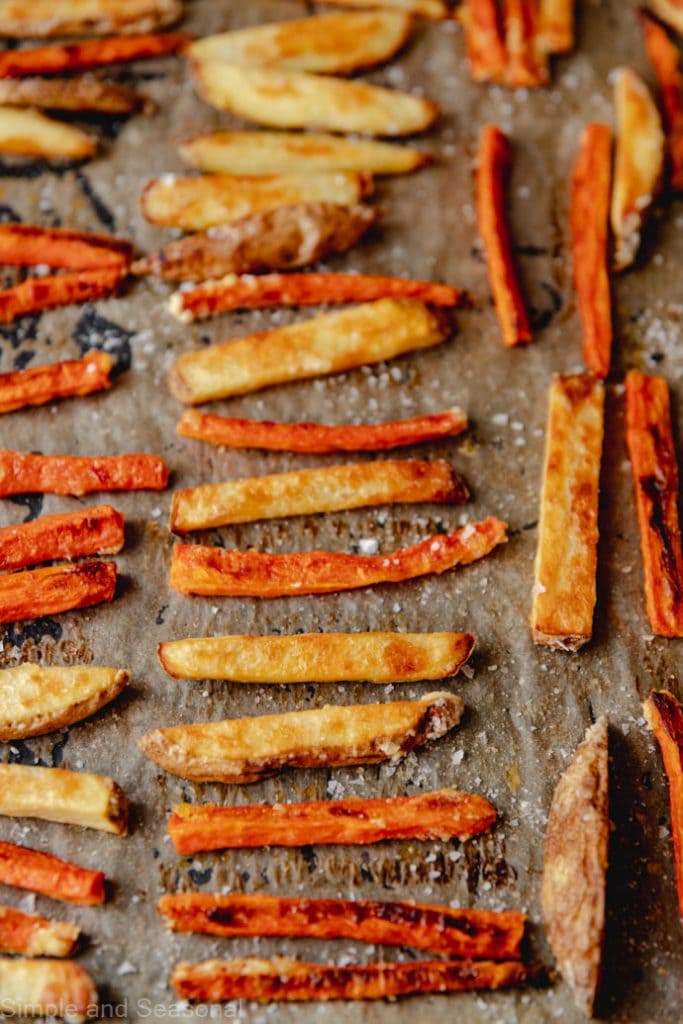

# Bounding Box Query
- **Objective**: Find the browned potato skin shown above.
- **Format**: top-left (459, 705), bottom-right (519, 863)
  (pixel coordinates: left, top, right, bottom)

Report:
top-left (0, 0), bottom-right (183, 38)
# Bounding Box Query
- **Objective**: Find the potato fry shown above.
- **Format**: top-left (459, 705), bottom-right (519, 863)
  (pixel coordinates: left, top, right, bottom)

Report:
top-left (0, 450), bottom-right (168, 496)
top-left (188, 12), bottom-right (413, 75)
top-left (0, 352), bottom-right (113, 415)
top-left (192, 63), bottom-right (439, 137)
top-left (611, 67), bottom-right (665, 271)
top-left (0, 225), bottom-right (131, 270)
top-left (0, 958), bottom-right (97, 1023)
top-left (141, 171), bottom-right (371, 232)
top-left (0, 33), bottom-right (188, 77)
top-left (158, 631), bottom-right (475, 684)
top-left (542, 717), bottom-right (608, 1017)
top-left (0, 561), bottom-right (117, 625)
top-left (0, 505), bottom-right (124, 572)
top-left (477, 125), bottom-right (532, 347)
top-left (139, 691), bottom-right (464, 784)
top-left (179, 131), bottom-right (429, 176)
top-left (176, 407), bottom-right (468, 453)
top-left (300, 0), bottom-right (449, 17)
top-left (0, 0), bottom-right (182, 37)
top-left (0, 841), bottom-right (105, 905)
top-left (643, 690), bottom-right (683, 921)
top-left (169, 517), bottom-right (507, 598)
top-left (625, 370), bottom-right (683, 636)
top-left (570, 124), bottom-right (613, 378)
top-left (457, 0), bottom-right (508, 83)
top-left (532, 375), bottom-right (605, 651)
top-left (503, 0), bottom-right (549, 87)
top-left (170, 460), bottom-right (468, 533)
top-left (159, 893), bottom-right (525, 961)
top-left (0, 905), bottom-right (79, 958)
top-left (168, 789), bottom-right (497, 853)
top-left (0, 664), bottom-right (128, 740)
top-left (652, 0), bottom-right (683, 34)
top-left (0, 106), bottom-right (95, 161)
top-left (0, 77), bottom-right (151, 114)
top-left (168, 298), bottom-right (449, 404)
top-left (640, 9), bottom-right (683, 192)
top-left (538, 0), bottom-right (575, 53)
top-left (0, 764), bottom-right (128, 835)
top-left (0, 267), bottom-right (124, 324)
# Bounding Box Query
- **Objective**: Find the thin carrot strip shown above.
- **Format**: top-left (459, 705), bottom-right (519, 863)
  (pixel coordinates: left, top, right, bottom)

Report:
top-left (0, 904), bottom-right (79, 957)
top-left (643, 690), bottom-right (683, 921)
top-left (537, 0), bottom-right (575, 54)
top-left (0, 351), bottom-right (112, 415)
top-left (0, 267), bottom-right (124, 324)
top-left (0, 450), bottom-right (169, 496)
top-left (0, 224), bottom-right (132, 270)
top-left (640, 9), bottom-right (683, 192)
top-left (0, 33), bottom-right (188, 78)
top-left (168, 789), bottom-right (497, 853)
top-left (458, 0), bottom-right (508, 83)
top-left (476, 125), bottom-right (531, 347)
top-left (0, 561), bottom-right (117, 624)
top-left (625, 371), bottom-right (683, 636)
top-left (0, 505), bottom-right (124, 572)
top-left (570, 123), bottom-right (613, 378)
top-left (503, 0), bottom-right (549, 87)
top-left (0, 840), bottom-right (105, 905)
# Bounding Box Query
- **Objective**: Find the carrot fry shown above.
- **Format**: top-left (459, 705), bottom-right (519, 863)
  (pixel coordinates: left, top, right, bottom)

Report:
top-left (476, 125), bottom-right (531, 347)
top-left (0, 840), bottom-right (105, 905)
top-left (168, 789), bottom-right (497, 854)
top-left (171, 956), bottom-right (530, 1003)
top-left (570, 124), bottom-right (613, 378)
top-left (0, 450), bottom-right (169, 496)
top-left (159, 893), bottom-right (525, 961)
top-left (457, 1), bottom-right (508, 83)
top-left (169, 516), bottom-right (507, 598)
top-left (537, 0), bottom-right (575, 53)
top-left (640, 9), bottom-right (683, 192)
top-left (625, 371), bottom-right (683, 636)
top-left (643, 690), bottom-right (683, 921)
top-left (0, 224), bottom-right (131, 270)
top-left (0, 33), bottom-right (188, 78)
top-left (503, 0), bottom-right (549, 87)
top-left (0, 505), bottom-right (124, 572)
top-left (0, 905), bottom-right (79, 957)
top-left (0, 561), bottom-right (117, 624)
top-left (0, 267), bottom-right (124, 325)
top-left (0, 351), bottom-right (113, 416)
top-left (0, 958), bottom-right (97, 1023)
top-left (177, 407), bottom-right (468, 453)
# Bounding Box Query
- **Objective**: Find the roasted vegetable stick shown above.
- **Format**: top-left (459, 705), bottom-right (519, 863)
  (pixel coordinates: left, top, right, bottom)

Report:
top-left (643, 690), bottom-right (683, 920)
top-left (0, 0), bottom-right (183, 38)
top-left (625, 371), bottom-right (683, 636)
top-left (0, 664), bottom-right (128, 741)
top-left (170, 460), bottom-right (468, 533)
top-left (0, 905), bottom-right (79, 958)
top-left (141, 171), bottom-right (371, 232)
top-left (458, 0), bottom-right (508, 83)
top-left (158, 631), bottom-right (475, 684)
top-left (171, 956), bottom-right (529, 1003)
top-left (179, 131), bottom-right (429, 176)
top-left (159, 893), bottom-right (525, 961)
top-left (0, 77), bottom-right (151, 114)
top-left (571, 124), bottom-right (613, 378)
top-left (542, 717), bottom-right (608, 1017)
top-left (640, 9), bottom-right (683, 192)
top-left (0, 106), bottom-right (95, 161)
top-left (188, 12), bottom-right (413, 75)
top-left (168, 789), bottom-right (497, 853)
top-left (0, 561), bottom-right (117, 625)
top-left (139, 691), bottom-right (464, 784)
top-left (0, 33), bottom-right (187, 78)
top-left (0, 351), bottom-right (113, 415)
top-left (176, 407), bottom-right (468, 453)
top-left (192, 63), bottom-right (439, 137)
top-left (503, 0), bottom-right (549, 87)
top-left (132, 201), bottom-right (378, 281)
top-left (0, 450), bottom-right (168, 496)
top-left (532, 375), bottom-right (604, 651)
top-left (0, 225), bottom-right (131, 271)
top-left (169, 272), bottom-right (464, 321)
top-left (170, 517), bottom-right (507, 598)
top-left (0, 505), bottom-right (124, 572)
top-left (476, 126), bottom-right (531, 347)
top-left (0, 958), bottom-right (97, 1023)
top-left (168, 298), bottom-right (449, 404)
top-left (538, 0), bottom-right (575, 53)
top-left (0, 841), bottom-right (104, 905)
top-left (0, 764), bottom-right (128, 835)
top-left (0, 267), bottom-right (123, 324)
top-left (652, 0), bottom-right (683, 34)
top-left (299, 0), bottom-right (449, 17)
top-left (611, 67), bottom-right (664, 271)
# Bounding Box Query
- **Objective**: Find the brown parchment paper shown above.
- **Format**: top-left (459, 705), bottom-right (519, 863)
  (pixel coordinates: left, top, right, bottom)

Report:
top-left (0, 1), bottom-right (682, 1020)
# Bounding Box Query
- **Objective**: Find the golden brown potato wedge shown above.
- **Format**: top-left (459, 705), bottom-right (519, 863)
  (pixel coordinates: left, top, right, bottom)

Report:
top-left (0, 0), bottom-right (182, 38)
top-left (192, 63), bottom-right (439, 137)
top-left (611, 67), bottom-right (665, 271)
top-left (158, 631), bottom-right (476, 684)
top-left (0, 905), bottom-right (79, 958)
top-left (0, 76), bottom-right (151, 114)
top-left (0, 665), bottom-right (128, 741)
top-left (651, 0), bottom-right (683, 35)
top-left (0, 106), bottom-right (95, 161)
top-left (0, 957), bottom-right (97, 1023)
top-left (0, 764), bottom-right (128, 834)
top-left (303, 0), bottom-right (449, 16)
top-left (139, 691), bottom-right (463, 784)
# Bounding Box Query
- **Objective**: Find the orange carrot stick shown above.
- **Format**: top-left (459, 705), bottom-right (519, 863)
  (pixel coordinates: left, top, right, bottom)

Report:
top-left (0, 505), bottom-right (124, 572)
top-left (458, 0), bottom-right (508, 83)
top-left (170, 516), bottom-right (507, 598)
top-left (0, 351), bottom-right (113, 415)
top-left (640, 9), bottom-right (683, 192)
top-left (625, 371), bottom-right (683, 636)
top-left (0, 224), bottom-right (132, 270)
top-left (168, 790), bottom-right (497, 854)
top-left (176, 407), bottom-right (468, 453)
top-left (0, 33), bottom-right (188, 77)
top-left (0, 561), bottom-right (117, 624)
top-left (503, 0), bottom-right (549, 87)
top-left (476, 125), bottom-right (532, 348)
top-left (0, 904), bottom-right (79, 957)
top-left (0, 840), bottom-right (105, 905)
top-left (570, 123), bottom-right (613, 378)
top-left (643, 690), bottom-right (683, 921)
top-left (0, 450), bottom-right (169, 496)
top-left (0, 267), bottom-right (124, 324)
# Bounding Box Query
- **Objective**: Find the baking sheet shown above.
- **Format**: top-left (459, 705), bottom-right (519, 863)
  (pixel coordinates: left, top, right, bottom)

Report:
top-left (0, 0), bottom-right (682, 1020)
